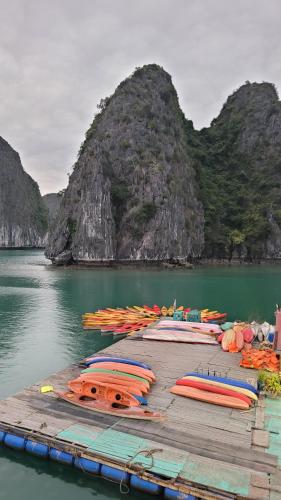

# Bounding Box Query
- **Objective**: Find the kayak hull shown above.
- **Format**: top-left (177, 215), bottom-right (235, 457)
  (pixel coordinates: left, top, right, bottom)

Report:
top-left (56, 391), bottom-right (164, 420)
top-left (84, 356), bottom-right (151, 370)
top-left (68, 379), bottom-right (139, 407)
top-left (170, 385), bottom-right (250, 410)
top-left (83, 362), bottom-right (155, 383)
top-left (79, 373), bottom-right (147, 395)
top-left (182, 376), bottom-right (257, 401)
top-left (81, 368), bottom-right (150, 388)
top-left (176, 379), bottom-right (252, 406)
top-left (184, 372), bottom-right (257, 394)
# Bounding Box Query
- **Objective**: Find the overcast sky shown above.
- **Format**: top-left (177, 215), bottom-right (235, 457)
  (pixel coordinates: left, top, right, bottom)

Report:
top-left (0, 0), bottom-right (280, 194)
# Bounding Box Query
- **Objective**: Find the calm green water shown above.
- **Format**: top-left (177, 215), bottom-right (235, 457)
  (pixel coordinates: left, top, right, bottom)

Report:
top-left (0, 250), bottom-right (280, 499)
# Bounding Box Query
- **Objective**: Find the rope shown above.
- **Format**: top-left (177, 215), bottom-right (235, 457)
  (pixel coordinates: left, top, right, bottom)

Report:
top-left (119, 447), bottom-right (163, 494)
top-left (73, 446), bottom-right (163, 495)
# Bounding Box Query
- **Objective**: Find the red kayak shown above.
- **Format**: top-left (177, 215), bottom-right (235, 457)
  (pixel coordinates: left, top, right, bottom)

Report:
top-left (176, 379), bottom-right (252, 406)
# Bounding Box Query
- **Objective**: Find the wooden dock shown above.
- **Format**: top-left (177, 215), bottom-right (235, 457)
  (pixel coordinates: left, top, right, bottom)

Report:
top-left (0, 332), bottom-right (280, 499)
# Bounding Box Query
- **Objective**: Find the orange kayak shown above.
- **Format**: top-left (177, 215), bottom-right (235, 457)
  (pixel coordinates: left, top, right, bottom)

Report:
top-left (56, 391), bottom-right (164, 420)
top-left (77, 373), bottom-right (146, 395)
top-left (83, 362), bottom-right (155, 383)
top-left (170, 385), bottom-right (250, 410)
top-left (68, 379), bottom-right (139, 407)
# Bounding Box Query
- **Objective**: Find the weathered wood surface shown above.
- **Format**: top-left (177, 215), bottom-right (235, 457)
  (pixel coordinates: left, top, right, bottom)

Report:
top-left (0, 335), bottom-right (280, 498)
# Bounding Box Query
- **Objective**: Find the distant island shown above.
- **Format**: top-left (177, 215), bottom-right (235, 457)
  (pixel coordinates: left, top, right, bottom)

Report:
top-left (1, 64), bottom-right (281, 264)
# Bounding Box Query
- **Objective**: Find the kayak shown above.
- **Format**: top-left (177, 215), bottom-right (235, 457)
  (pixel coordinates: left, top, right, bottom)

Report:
top-left (82, 362), bottom-right (155, 383)
top-left (80, 373), bottom-right (148, 394)
top-left (84, 356), bottom-right (151, 370)
top-left (184, 372), bottom-right (257, 394)
top-left (182, 376), bottom-right (257, 401)
top-left (170, 385), bottom-right (250, 410)
top-left (68, 379), bottom-right (140, 407)
top-left (143, 330), bottom-right (217, 344)
top-left (56, 391), bottom-right (164, 420)
top-left (157, 320), bottom-right (221, 333)
top-left (81, 368), bottom-right (150, 386)
top-left (176, 379), bottom-right (252, 406)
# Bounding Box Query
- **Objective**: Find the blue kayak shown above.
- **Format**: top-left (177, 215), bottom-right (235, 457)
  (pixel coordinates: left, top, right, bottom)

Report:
top-left (85, 356), bottom-right (151, 370)
top-left (184, 372), bottom-right (258, 394)
top-left (133, 395), bottom-right (148, 405)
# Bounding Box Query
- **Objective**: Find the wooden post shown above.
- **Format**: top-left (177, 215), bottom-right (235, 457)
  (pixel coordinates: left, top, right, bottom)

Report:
top-left (274, 309), bottom-right (281, 351)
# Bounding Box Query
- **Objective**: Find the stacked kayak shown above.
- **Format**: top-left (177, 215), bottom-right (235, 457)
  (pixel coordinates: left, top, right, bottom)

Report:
top-left (82, 305), bottom-right (227, 336)
top-left (170, 372), bottom-right (258, 410)
top-left (82, 306), bottom-right (158, 335)
top-left (56, 356), bottom-right (163, 420)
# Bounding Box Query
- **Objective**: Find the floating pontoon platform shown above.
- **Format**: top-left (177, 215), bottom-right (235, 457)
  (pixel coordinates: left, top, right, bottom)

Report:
top-left (0, 333), bottom-right (280, 499)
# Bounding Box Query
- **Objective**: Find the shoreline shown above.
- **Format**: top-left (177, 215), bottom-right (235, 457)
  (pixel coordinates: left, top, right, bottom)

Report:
top-left (1, 248), bottom-right (281, 268)
top-left (51, 258), bottom-right (281, 269)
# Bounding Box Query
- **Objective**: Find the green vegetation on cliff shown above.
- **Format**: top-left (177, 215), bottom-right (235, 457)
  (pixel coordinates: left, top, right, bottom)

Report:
top-left (46, 67), bottom-right (281, 263)
top-left (187, 82), bottom-right (281, 260)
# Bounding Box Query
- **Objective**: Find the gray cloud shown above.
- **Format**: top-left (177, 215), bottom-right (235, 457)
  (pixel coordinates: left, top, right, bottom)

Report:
top-left (0, 0), bottom-right (280, 194)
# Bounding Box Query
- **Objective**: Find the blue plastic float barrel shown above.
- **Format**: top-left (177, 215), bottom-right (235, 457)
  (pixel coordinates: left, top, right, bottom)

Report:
top-left (164, 487), bottom-right (196, 499)
top-left (100, 464), bottom-right (129, 484)
top-left (49, 447), bottom-right (74, 465)
top-left (130, 475), bottom-right (163, 495)
top-left (25, 439), bottom-right (49, 458)
top-left (4, 433), bottom-right (26, 450)
top-left (0, 430), bottom-right (6, 442)
top-left (74, 456), bottom-right (101, 474)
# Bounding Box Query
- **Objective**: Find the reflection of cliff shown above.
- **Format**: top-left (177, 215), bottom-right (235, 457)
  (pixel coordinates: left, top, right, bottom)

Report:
top-left (54, 268), bottom-right (119, 360)
top-left (0, 252), bottom-right (65, 397)
top-left (0, 290), bottom-right (32, 366)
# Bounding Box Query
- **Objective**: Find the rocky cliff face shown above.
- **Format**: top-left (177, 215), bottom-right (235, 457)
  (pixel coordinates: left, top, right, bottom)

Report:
top-left (45, 68), bottom-right (281, 264)
top-left (45, 64), bottom-right (204, 263)
top-left (0, 137), bottom-right (47, 247)
top-left (194, 82), bottom-right (281, 260)
top-left (43, 193), bottom-right (61, 222)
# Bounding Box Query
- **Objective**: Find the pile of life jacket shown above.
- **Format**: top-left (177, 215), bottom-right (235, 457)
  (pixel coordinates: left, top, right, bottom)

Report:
top-left (240, 348), bottom-right (280, 372)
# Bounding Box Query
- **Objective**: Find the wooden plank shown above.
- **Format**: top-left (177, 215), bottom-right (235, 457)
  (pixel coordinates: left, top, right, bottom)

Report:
top-left (181, 454), bottom-right (252, 497)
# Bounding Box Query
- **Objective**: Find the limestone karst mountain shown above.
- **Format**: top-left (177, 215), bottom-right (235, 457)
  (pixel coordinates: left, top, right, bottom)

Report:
top-left (0, 137), bottom-right (47, 247)
top-left (45, 64), bottom-right (204, 264)
top-left (45, 65), bottom-right (281, 264)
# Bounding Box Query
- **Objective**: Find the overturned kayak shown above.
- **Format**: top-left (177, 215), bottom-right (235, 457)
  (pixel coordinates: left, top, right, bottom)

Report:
top-left (170, 385), bottom-right (250, 410)
top-left (68, 379), bottom-right (140, 407)
top-left (176, 379), bottom-right (252, 406)
top-left (182, 376), bottom-right (257, 401)
top-left (184, 372), bottom-right (257, 394)
top-left (142, 329), bottom-right (217, 344)
top-left (84, 356), bottom-right (151, 370)
top-left (156, 320), bottom-right (221, 334)
top-left (80, 373), bottom-right (148, 395)
top-left (81, 368), bottom-right (150, 388)
top-left (82, 362), bottom-right (155, 383)
top-left (56, 391), bottom-right (164, 420)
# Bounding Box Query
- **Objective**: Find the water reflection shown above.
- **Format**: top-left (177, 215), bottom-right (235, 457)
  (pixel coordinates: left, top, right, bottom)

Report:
top-left (0, 447), bottom-right (147, 500)
top-left (0, 250), bottom-right (280, 500)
